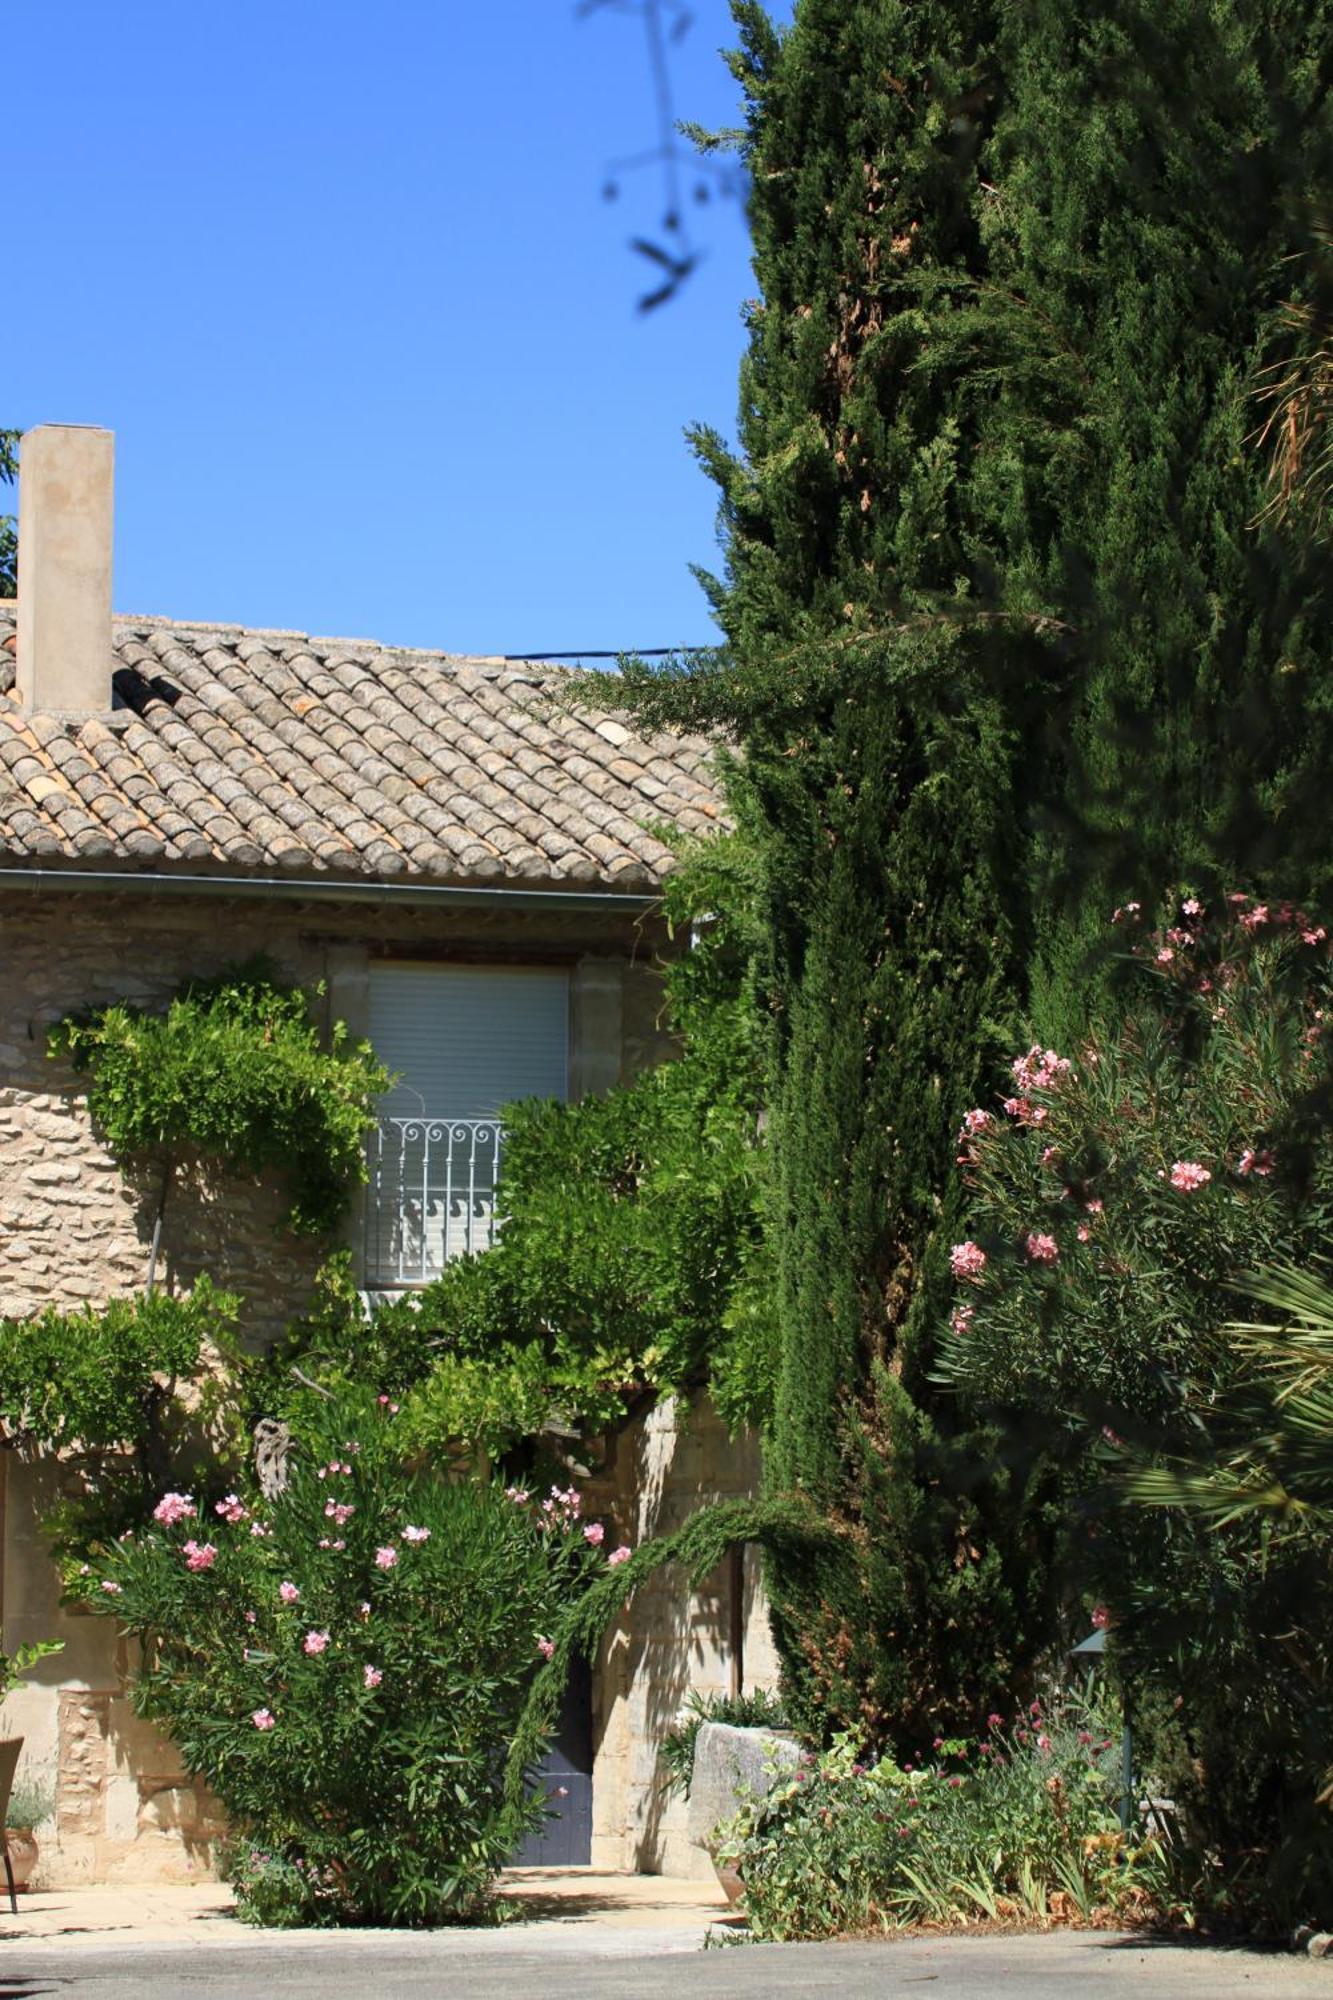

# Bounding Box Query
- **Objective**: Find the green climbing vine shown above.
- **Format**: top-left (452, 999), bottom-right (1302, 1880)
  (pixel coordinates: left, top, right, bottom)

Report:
top-left (50, 958), bottom-right (390, 1251)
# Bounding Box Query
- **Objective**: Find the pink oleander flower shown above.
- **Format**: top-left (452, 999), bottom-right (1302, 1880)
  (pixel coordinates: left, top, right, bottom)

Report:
top-left (1037, 1734), bottom-right (1051, 1752)
top-left (278, 1581), bottom-right (300, 1604)
top-left (303, 1630), bottom-right (330, 1656)
top-left (537, 1637), bottom-right (555, 1661)
top-left (358, 1601), bottom-right (371, 1620)
top-left (607, 1546), bottom-right (632, 1567)
top-left (1025, 1232), bottom-right (1059, 1264)
top-left (1182, 898), bottom-right (1203, 917)
top-left (950, 1241), bottom-right (987, 1281)
top-left (1011, 1045), bottom-right (1072, 1092)
top-left (214, 1493), bottom-right (247, 1524)
top-left (948, 1776), bottom-right (963, 1789)
top-left (933, 1736), bottom-right (945, 1750)
top-left (959, 1108), bottom-right (991, 1137)
top-left (583, 1523), bottom-right (605, 1547)
top-left (244, 1610), bottom-right (257, 1625)
top-left (1077, 1225), bottom-right (1091, 1242)
top-left (363, 1665), bottom-right (382, 1689)
top-left (1085, 1199), bottom-right (1103, 1215)
top-left (182, 1540), bottom-right (217, 1572)
top-left (153, 1492), bottom-right (196, 1527)
top-left (1112, 903), bottom-right (1141, 923)
top-left (1239, 904), bottom-right (1269, 930)
top-left (505, 1486), bottom-right (530, 1504)
top-left (1237, 1148), bottom-right (1274, 1178)
top-left (401, 1525), bottom-right (430, 1543)
top-left (251, 1708), bottom-right (276, 1732)
top-left (987, 1714), bottom-right (1004, 1729)
top-left (1304, 927), bottom-right (1327, 946)
top-left (375, 1546), bottom-right (398, 1570)
top-left (101, 1580), bottom-right (122, 1595)
top-left (1170, 1160), bottom-right (1211, 1192)
top-left (1091, 1604), bottom-right (1112, 1630)
top-left (950, 1305), bottom-right (975, 1336)
top-left (324, 1501), bottom-right (355, 1526)
top-left (249, 1521), bottom-right (271, 1539)
top-left (1156, 946), bottom-right (1174, 964)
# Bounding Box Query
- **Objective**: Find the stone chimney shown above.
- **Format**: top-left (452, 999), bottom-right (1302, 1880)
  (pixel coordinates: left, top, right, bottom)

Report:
top-left (15, 424), bottom-right (115, 713)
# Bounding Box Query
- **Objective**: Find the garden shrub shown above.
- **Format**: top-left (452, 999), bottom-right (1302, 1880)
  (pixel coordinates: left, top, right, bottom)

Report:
top-left (941, 895), bottom-right (1333, 1925)
top-left (714, 1691), bottom-right (1165, 1942)
top-left (79, 1390), bottom-right (613, 1926)
top-left (0, 1280), bottom-right (245, 1556)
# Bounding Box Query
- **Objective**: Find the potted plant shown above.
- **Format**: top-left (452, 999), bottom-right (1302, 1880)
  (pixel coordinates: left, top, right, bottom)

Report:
top-left (4, 1777), bottom-right (52, 1892)
top-left (0, 1640), bottom-right (63, 1898)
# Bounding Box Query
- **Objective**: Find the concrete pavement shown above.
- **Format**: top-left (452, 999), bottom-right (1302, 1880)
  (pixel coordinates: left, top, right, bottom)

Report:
top-left (0, 1872), bottom-right (1323, 1996)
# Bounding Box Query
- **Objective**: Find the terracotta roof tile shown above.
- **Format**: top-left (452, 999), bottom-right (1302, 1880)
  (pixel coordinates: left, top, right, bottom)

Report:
top-left (0, 610), bottom-right (726, 891)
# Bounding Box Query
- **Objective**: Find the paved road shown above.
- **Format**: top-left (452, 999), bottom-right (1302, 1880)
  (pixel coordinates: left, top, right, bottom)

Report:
top-left (0, 1931), bottom-right (1320, 1998)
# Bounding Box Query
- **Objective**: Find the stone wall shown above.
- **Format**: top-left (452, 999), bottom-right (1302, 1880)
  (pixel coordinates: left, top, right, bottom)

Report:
top-left (0, 883), bottom-right (679, 1885)
top-left (585, 1393), bottom-right (780, 1881)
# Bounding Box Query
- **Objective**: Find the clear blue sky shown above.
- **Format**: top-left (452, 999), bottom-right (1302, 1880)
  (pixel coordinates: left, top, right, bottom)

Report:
top-left (8, 2), bottom-right (780, 656)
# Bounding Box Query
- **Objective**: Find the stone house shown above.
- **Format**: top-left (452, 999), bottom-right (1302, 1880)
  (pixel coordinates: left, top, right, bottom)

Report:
top-left (0, 425), bottom-right (776, 1886)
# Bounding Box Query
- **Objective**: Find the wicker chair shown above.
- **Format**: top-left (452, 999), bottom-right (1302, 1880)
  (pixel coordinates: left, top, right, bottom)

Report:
top-left (0, 1739), bottom-right (23, 1914)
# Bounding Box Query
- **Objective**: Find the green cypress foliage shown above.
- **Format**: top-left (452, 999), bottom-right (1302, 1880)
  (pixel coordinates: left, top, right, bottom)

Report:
top-left (612, 0), bottom-right (1333, 1747)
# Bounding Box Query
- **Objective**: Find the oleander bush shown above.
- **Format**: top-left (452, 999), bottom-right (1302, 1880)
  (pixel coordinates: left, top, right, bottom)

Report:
top-left (78, 1390), bottom-right (616, 1926)
top-left (714, 1692), bottom-right (1166, 1941)
top-left (940, 895), bottom-right (1333, 1925)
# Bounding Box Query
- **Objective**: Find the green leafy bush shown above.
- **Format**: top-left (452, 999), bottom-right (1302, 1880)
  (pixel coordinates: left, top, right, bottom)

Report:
top-left (941, 895), bottom-right (1333, 1925)
top-left (79, 1391), bottom-right (611, 1925)
top-left (715, 1694), bottom-right (1163, 1941)
top-left (0, 1281), bottom-right (244, 1556)
top-left (50, 960), bottom-right (389, 1235)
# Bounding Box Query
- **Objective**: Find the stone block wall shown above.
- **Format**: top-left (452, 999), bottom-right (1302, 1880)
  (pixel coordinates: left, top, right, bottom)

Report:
top-left (585, 1392), bottom-right (780, 1880)
top-left (0, 883), bottom-right (680, 1885)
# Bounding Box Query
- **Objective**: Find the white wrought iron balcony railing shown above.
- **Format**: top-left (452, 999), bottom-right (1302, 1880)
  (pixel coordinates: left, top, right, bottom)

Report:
top-left (363, 1116), bottom-right (503, 1289)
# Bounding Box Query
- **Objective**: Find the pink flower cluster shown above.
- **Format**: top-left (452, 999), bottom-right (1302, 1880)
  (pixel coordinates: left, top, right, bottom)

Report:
top-left (1237, 1148), bottom-right (1274, 1178)
top-left (182, 1540), bottom-right (217, 1572)
top-left (279, 1580), bottom-right (300, 1604)
top-left (540, 1485), bottom-right (583, 1529)
top-left (583, 1522), bottom-right (605, 1548)
top-left (252, 1707), bottom-right (276, 1731)
top-left (949, 1241), bottom-right (987, 1281)
top-left (303, 1630), bottom-right (330, 1656)
top-left (363, 1665), bottom-right (382, 1689)
top-left (607, 1545), bottom-right (632, 1567)
top-left (1011, 1045), bottom-right (1072, 1092)
top-left (214, 1494), bottom-right (247, 1524)
top-left (153, 1492), bottom-right (196, 1527)
top-left (1024, 1232), bottom-right (1059, 1265)
top-left (958, 1108), bottom-right (991, 1140)
top-left (537, 1637), bottom-right (555, 1661)
top-left (1169, 1161), bottom-right (1211, 1192)
top-left (317, 1460), bottom-right (354, 1479)
top-left (401, 1524), bottom-right (430, 1544)
top-left (324, 1501), bottom-right (355, 1526)
top-left (375, 1546), bottom-right (398, 1570)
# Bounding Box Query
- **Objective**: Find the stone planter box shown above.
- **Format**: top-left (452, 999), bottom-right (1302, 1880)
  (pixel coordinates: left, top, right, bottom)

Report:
top-left (685, 1719), bottom-right (802, 1892)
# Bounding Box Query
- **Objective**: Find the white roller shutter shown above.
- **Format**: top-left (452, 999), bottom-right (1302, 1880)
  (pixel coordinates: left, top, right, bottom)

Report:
top-left (367, 964), bottom-right (570, 1117)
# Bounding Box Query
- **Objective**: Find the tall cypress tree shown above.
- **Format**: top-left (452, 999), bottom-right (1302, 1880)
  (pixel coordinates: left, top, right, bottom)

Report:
top-left (616, 0), bottom-right (1333, 1745)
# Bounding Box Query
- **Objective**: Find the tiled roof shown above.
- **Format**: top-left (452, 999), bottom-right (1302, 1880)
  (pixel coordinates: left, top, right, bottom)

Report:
top-left (0, 611), bottom-right (723, 891)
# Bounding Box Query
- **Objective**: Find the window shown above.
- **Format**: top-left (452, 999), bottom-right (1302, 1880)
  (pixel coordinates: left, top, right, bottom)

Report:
top-left (363, 964), bottom-right (569, 1288)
